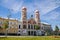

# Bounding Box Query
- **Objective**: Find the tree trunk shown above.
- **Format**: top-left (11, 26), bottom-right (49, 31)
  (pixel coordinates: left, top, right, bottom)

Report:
top-left (5, 29), bottom-right (8, 37)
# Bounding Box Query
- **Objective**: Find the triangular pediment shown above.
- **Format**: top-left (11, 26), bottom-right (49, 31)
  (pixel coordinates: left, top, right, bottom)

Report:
top-left (28, 18), bottom-right (36, 24)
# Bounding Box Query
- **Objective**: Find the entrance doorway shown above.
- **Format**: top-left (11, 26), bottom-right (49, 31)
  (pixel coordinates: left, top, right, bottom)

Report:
top-left (28, 31), bottom-right (30, 35)
top-left (34, 31), bottom-right (36, 36)
top-left (28, 31), bottom-right (36, 36)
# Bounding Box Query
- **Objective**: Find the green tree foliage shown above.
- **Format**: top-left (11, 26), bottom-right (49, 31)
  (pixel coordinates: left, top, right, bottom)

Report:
top-left (0, 26), bottom-right (2, 29)
top-left (3, 20), bottom-right (9, 29)
top-left (45, 28), bottom-right (53, 36)
top-left (55, 25), bottom-right (59, 32)
top-left (34, 25), bottom-right (40, 30)
top-left (3, 20), bottom-right (9, 36)
top-left (54, 25), bottom-right (59, 35)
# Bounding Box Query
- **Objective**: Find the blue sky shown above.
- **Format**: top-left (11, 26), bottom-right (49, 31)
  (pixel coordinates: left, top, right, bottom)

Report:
top-left (0, 0), bottom-right (60, 30)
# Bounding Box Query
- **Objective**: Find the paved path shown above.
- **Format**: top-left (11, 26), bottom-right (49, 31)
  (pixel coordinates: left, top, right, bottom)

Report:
top-left (0, 36), bottom-right (39, 37)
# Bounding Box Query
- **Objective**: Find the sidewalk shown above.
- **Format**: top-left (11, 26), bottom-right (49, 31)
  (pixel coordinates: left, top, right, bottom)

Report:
top-left (0, 36), bottom-right (38, 37)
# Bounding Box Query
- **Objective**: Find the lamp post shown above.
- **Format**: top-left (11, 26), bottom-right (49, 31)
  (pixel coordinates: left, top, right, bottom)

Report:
top-left (6, 9), bottom-right (11, 36)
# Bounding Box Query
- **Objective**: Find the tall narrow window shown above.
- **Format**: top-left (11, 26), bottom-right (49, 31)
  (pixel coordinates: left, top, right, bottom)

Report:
top-left (31, 25), bottom-right (33, 29)
top-left (0, 21), bottom-right (2, 24)
top-left (34, 25), bottom-right (35, 29)
top-left (0, 26), bottom-right (1, 28)
top-left (28, 31), bottom-right (30, 35)
top-left (23, 25), bottom-right (26, 29)
top-left (19, 25), bottom-right (20, 29)
top-left (28, 24), bottom-right (30, 29)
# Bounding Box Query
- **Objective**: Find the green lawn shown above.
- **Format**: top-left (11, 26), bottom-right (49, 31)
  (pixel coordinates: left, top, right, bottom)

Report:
top-left (0, 36), bottom-right (60, 40)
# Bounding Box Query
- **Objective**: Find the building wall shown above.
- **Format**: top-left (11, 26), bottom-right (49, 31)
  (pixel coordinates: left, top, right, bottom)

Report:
top-left (0, 17), bottom-right (52, 36)
top-left (0, 17), bottom-right (18, 34)
top-left (8, 20), bottom-right (18, 34)
top-left (41, 23), bottom-right (52, 33)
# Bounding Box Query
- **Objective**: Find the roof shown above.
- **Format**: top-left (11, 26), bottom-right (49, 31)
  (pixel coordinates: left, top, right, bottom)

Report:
top-left (41, 22), bottom-right (51, 25)
top-left (0, 17), bottom-right (18, 21)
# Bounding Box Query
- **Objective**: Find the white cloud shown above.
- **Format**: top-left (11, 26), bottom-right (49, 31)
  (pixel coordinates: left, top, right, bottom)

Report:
top-left (10, 1), bottom-right (23, 13)
top-left (42, 11), bottom-right (60, 21)
top-left (34, 0), bottom-right (60, 15)
top-left (0, 0), bottom-right (23, 13)
top-left (0, 0), bottom-right (60, 14)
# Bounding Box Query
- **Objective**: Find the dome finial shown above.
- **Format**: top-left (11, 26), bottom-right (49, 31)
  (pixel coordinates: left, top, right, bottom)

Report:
top-left (35, 10), bottom-right (39, 13)
top-left (31, 15), bottom-right (33, 18)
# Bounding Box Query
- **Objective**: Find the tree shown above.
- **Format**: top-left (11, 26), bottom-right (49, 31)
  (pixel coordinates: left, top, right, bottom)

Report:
top-left (3, 20), bottom-right (8, 28)
top-left (45, 29), bottom-right (52, 36)
top-left (0, 26), bottom-right (3, 33)
top-left (0, 26), bottom-right (2, 29)
top-left (34, 25), bottom-right (40, 36)
top-left (54, 25), bottom-right (59, 35)
top-left (34, 25), bottom-right (40, 30)
top-left (3, 20), bottom-right (9, 36)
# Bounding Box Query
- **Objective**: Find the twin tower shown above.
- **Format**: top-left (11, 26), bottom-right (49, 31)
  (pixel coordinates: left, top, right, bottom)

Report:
top-left (21, 7), bottom-right (40, 24)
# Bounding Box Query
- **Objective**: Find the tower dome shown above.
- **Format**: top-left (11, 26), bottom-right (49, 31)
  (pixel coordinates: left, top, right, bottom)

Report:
top-left (22, 7), bottom-right (27, 10)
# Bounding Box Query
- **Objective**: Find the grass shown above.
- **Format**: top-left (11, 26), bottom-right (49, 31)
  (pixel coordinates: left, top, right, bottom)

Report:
top-left (0, 36), bottom-right (60, 40)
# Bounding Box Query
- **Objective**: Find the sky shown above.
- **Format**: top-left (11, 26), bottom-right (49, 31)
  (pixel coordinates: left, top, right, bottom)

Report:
top-left (0, 0), bottom-right (60, 30)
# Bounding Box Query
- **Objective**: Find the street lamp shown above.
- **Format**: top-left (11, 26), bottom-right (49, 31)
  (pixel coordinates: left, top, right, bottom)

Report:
top-left (6, 9), bottom-right (11, 36)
